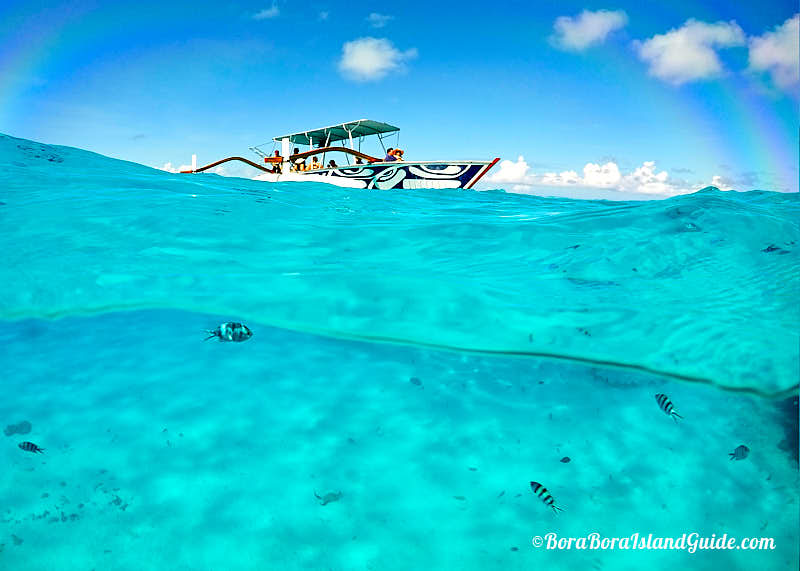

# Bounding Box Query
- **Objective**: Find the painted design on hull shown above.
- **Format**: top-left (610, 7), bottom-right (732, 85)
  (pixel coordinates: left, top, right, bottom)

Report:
top-left (309, 162), bottom-right (496, 190)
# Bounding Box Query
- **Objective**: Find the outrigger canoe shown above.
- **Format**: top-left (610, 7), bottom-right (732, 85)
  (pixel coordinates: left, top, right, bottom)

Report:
top-left (181, 119), bottom-right (499, 190)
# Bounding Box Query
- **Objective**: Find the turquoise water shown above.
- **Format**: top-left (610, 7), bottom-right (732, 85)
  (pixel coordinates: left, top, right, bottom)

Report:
top-left (0, 133), bottom-right (797, 569)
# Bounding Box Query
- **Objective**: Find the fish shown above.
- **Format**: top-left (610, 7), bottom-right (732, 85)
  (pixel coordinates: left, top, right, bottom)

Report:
top-left (18, 441), bottom-right (44, 453)
top-left (655, 393), bottom-right (682, 421)
top-left (314, 490), bottom-right (342, 506)
top-left (729, 445), bottom-right (750, 460)
top-left (530, 481), bottom-right (563, 514)
top-left (204, 322), bottom-right (253, 342)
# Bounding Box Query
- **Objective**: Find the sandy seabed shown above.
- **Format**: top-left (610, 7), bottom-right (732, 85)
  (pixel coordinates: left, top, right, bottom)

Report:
top-left (0, 310), bottom-right (796, 570)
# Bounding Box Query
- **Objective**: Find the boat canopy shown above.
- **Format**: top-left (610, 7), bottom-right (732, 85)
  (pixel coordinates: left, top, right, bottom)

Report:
top-left (272, 119), bottom-right (399, 146)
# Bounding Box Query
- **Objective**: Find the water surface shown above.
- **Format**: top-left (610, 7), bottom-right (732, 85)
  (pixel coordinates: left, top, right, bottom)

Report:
top-left (0, 134), bottom-right (797, 570)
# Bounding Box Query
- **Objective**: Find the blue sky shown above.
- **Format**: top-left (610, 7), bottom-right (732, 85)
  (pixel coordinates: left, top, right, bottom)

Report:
top-left (1, 0), bottom-right (797, 197)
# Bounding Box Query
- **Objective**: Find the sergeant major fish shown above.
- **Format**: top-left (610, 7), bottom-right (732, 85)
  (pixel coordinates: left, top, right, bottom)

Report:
top-left (529, 481), bottom-right (563, 514)
top-left (655, 393), bottom-right (682, 421)
top-left (729, 445), bottom-right (749, 460)
top-left (205, 322), bottom-right (253, 342)
top-left (18, 441), bottom-right (44, 453)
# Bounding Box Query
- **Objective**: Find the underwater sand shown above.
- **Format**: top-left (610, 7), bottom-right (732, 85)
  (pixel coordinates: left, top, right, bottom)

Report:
top-left (0, 311), bottom-right (797, 570)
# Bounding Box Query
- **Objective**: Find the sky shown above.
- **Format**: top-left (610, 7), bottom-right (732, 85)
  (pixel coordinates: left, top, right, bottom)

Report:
top-left (1, 0), bottom-right (798, 198)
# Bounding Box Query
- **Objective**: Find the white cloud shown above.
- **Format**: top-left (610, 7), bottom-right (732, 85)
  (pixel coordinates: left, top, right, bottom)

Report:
top-left (488, 155), bottom-right (536, 184)
top-left (366, 13), bottom-right (393, 28)
top-left (485, 156), bottom-right (705, 195)
top-left (253, 4), bottom-right (279, 20)
top-left (160, 162), bottom-right (192, 173)
top-left (541, 170), bottom-right (581, 186)
top-left (160, 162), bottom-right (246, 178)
top-left (338, 37), bottom-right (417, 81)
top-left (583, 161), bottom-right (623, 187)
top-left (711, 175), bottom-right (736, 191)
top-left (635, 19), bottom-right (745, 84)
top-left (748, 14), bottom-right (799, 89)
top-left (625, 161), bottom-right (673, 194)
top-left (552, 9), bottom-right (628, 51)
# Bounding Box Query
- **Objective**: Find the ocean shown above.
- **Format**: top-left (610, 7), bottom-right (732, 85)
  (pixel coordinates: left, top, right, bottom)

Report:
top-left (0, 133), bottom-right (797, 570)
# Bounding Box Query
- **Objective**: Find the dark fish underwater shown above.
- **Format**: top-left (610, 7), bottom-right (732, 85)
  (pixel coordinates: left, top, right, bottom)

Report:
top-left (205, 322), bottom-right (253, 342)
top-left (530, 481), bottom-right (563, 514)
top-left (729, 445), bottom-right (750, 460)
top-left (655, 393), bottom-right (682, 421)
top-left (18, 441), bottom-right (44, 453)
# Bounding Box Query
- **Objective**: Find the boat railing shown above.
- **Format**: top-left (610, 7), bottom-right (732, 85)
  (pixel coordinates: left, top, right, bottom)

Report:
top-left (289, 146), bottom-right (381, 164)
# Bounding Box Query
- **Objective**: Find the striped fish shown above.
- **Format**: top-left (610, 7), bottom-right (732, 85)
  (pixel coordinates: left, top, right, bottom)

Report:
top-left (729, 445), bottom-right (749, 460)
top-left (205, 322), bottom-right (253, 342)
top-left (18, 441), bottom-right (44, 453)
top-left (655, 393), bottom-right (682, 421)
top-left (529, 481), bottom-right (563, 514)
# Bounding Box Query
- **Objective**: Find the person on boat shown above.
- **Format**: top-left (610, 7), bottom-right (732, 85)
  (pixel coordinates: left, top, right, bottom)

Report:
top-left (393, 148), bottom-right (404, 161)
top-left (271, 150), bottom-right (282, 173)
top-left (310, 156), bottom-right (320, 170)
top-left (384, 148), bottom-right (397, 162)
top-left (327, 160), bottom-right (338, 168)
top-left (292, 147), bottom-right (306, 172)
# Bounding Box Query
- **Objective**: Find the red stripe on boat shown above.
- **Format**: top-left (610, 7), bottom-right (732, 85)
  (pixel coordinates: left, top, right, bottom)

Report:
top-left (465, 157), bottom-right (500, 189)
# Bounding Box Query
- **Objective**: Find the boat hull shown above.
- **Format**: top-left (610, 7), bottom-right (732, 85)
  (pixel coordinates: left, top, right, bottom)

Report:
top-left (255, 160), bottom-right (499, 190)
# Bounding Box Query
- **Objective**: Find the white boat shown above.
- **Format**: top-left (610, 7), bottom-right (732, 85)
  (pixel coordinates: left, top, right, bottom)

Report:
top-left (182, 119), bottom-right (499, 190)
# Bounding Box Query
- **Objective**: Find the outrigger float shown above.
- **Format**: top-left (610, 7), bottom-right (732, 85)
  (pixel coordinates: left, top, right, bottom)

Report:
top-left (180, 119), bottom-right (499, 190)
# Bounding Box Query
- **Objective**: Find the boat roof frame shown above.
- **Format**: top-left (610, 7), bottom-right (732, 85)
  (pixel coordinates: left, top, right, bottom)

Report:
top-left (271, 119), bottom-right (400, 146)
